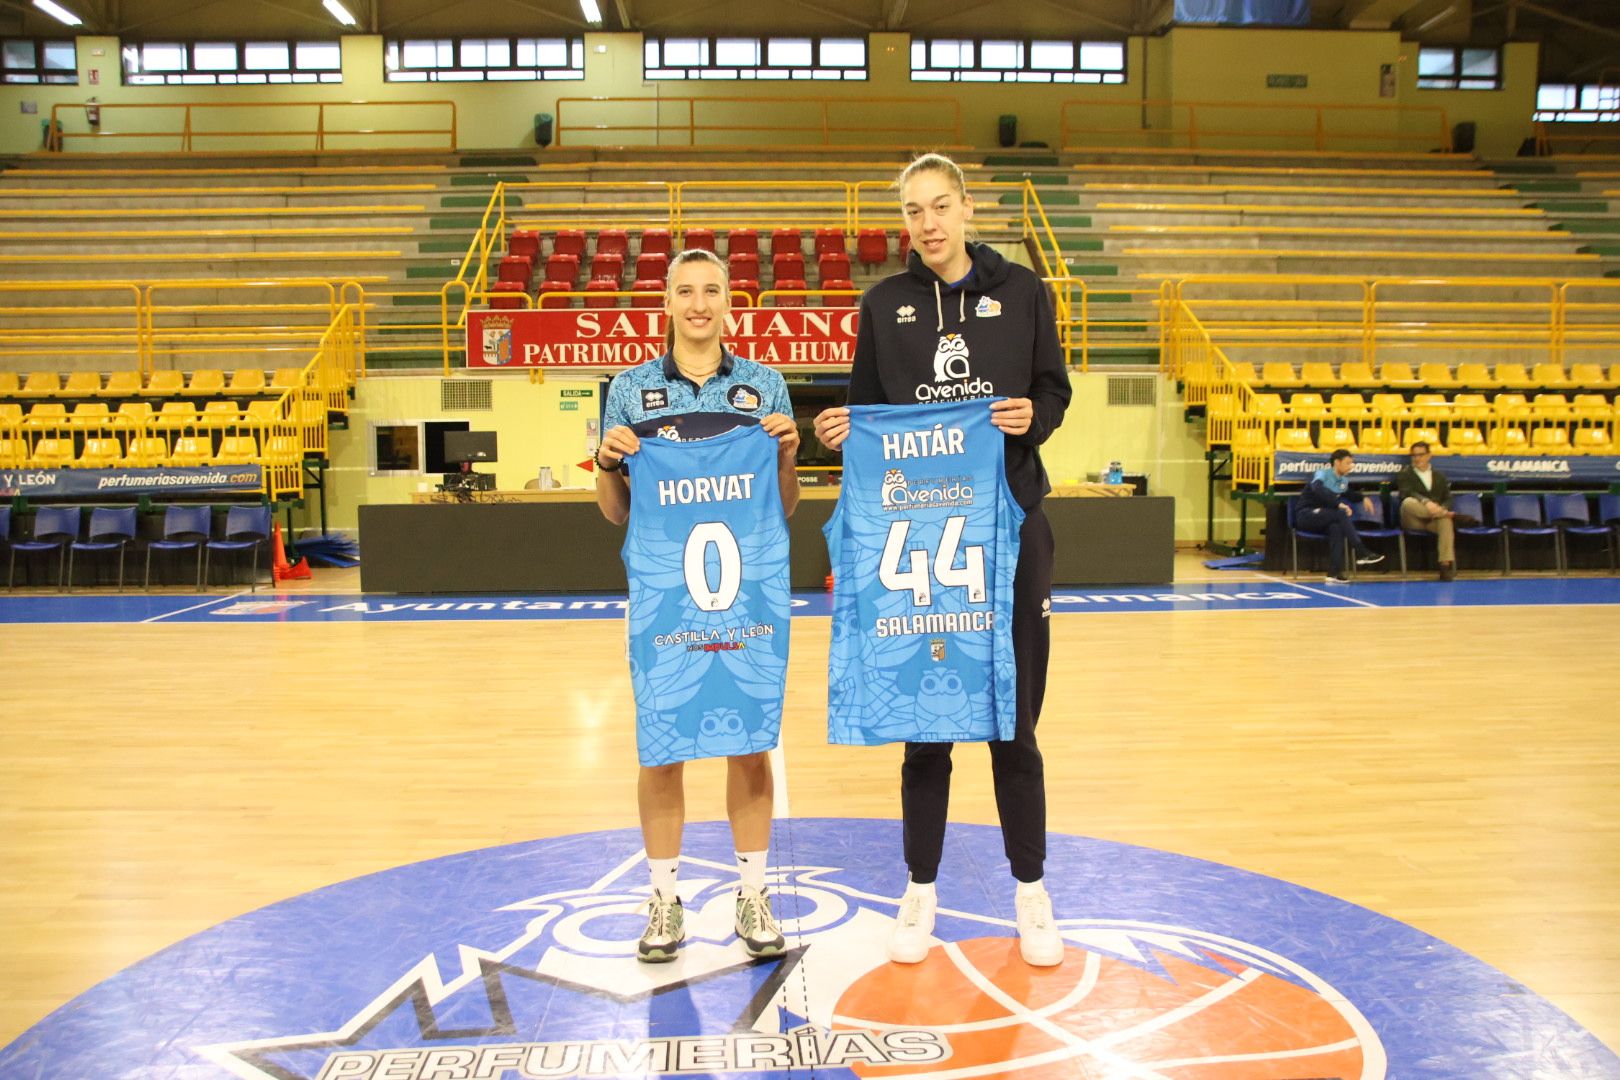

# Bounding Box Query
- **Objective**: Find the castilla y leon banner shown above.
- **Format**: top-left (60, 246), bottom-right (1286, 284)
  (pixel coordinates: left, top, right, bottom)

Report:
top-left (467, 308), bottom-right (860, 369)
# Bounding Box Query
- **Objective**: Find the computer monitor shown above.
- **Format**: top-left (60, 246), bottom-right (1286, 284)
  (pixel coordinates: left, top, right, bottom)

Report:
top-left (443, 430), bottom-right (498, 466)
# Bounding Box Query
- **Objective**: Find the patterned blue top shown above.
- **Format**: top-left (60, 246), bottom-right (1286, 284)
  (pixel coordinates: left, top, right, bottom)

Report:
top-left (603, 351), bottom-right (791, 432)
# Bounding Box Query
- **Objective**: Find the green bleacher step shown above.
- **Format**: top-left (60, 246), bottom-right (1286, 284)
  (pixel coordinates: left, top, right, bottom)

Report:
top-left (1531, 201), bottom-right (1608, 214)
top-left (1494, 162), bottom-right (1559, 174)
top-left (1065, 263), bottom-right (1120, 277)
top-left (984, 154), bottom-right (1060, 167)
top-left (419, 238), bottom-right (475, 254)
top-left (406, 264), bottom-right (464, 279)
top-left (451, 173), bottom-right (530, 186)
top-left (1065, 239), bottom-right (1105, 252)
top-left (1088, 292), bottom-right (1133, 303)
top-left (440, 194), bottom-right (517, 208)
top-left (1047, 215), bottom-right (1092, 228)
top-left (431, 215), bottom-right (485, 230)
top-left (1577, 243), bottom-right (1620, 256)
top-left (1509, 180), bottom-right (1583, 193)
top-left (1558, 218), bottom-right (1620, 234)
top-left (390, 294), bottom-right (446, 307)
top-left (1002, 192), bottom-right (1079, 208)
top-left (1082, 347), bottom-right (1160, 365)
top-left (366, 352), bottom-right (448, 369)
top-left (991, 173), bottom-right (1069, 186)
top-left (460, 155), bottom-right (537, 168)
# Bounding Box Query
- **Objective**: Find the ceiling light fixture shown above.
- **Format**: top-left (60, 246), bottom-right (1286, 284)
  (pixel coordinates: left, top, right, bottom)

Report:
top-left (579, 0), bottom-right (603, 24)
top-left (323, 0), bottom-right (358, 27)
top-left (32, 0), bottom-right (83, 26)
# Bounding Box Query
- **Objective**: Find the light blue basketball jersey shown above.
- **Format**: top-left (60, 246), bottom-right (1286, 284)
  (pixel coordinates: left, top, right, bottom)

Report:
top-left (623, 422), bottom-right (791, 767)
top-left (824, 399), bottom-right (1024, 745)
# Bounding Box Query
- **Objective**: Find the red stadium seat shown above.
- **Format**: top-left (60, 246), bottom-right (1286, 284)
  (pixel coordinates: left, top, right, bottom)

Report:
top-left (544, 253), bottom-right (580, 284)
top-left (683, 228), bottom-right (716, 253)
top-left (857, 228), bottom-right (888, 267)
top-left (537, 280), bottom-right (573, 308)
top-left (630, 280), bottom-right (664, 307)
top-left (818, 252), bottom-right (851, 284)
top-left (770, 228), bottom-right (802, 257)
top-left (508, 229), bottom-right (541, 261)
top-left (772, 252), bottom-right (805, 282)
top-left (640, 229), bottom-right (672, 257)
top-left (490, 280), bottom-right (528, 310)
top-left (498, 255), bottom-right (534, 286)
top-left (821, 278), bottom-right (855, 303)
top-left (814, 228), bottom-right (846, 256)
top-left (730, 252), bottom-right (760, 282)
top-left (584, 278), bottom-right (620, 308)
top-left (635, 252), bottom-right (669, 282)
top-left (552, 229), bottom-right (586, 258)
top-left (595, 228), bottom-right (629, 257)
top-left (727, 229), bottom-right (759, 258)
top-left (590, 252), bottom-right (625, 282)
top-left (773, 279), bottom-right (806, 307)
top-left (732, 279), bottom-right (760, 304)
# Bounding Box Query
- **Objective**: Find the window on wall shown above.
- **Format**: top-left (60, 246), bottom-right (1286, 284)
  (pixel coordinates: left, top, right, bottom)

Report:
top-left (1416, 46), bottom-right (1500, 90)
top-left (1534, 83), bottom-right (1620, 122)
top-left (122, 41), bottom-right (342, 84)
top-left (644, 36), bottom-right (867, 80)
top-left (910, 38), bottom-right (1124, 83)
top-left (2, 39), bottom-right (77, 84)
top-left (384, 38), bottom-right (584, 81)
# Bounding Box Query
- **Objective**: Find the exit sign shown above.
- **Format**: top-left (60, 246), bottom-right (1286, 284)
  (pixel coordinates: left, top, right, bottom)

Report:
top-left (1267, 74), bottom-right (1308, 88)
top-left (560, 389), bottom-right (593, 398)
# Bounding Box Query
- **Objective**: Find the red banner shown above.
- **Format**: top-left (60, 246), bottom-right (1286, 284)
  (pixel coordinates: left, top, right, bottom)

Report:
top-left (466, 307), bottom-right (860, 369)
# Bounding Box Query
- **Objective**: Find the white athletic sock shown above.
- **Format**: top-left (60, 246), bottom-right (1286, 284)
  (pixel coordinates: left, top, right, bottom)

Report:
top-left (648, 857), bottom-right (679, 899)
top-left (735, 850), bottom-right (768, 892)
top-left (1015, 878), bottom-right (1046, 899)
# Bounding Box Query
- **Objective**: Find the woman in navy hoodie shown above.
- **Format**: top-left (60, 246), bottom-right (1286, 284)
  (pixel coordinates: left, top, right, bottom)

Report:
top-left (813, 152), bottom-right (1072, 968)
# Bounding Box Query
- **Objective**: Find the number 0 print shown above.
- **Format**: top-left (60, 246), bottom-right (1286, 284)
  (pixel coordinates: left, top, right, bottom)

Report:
top-left (878, 515), bottom-right (986, 606)
top-left (684, 521), bottom-right (742, 611)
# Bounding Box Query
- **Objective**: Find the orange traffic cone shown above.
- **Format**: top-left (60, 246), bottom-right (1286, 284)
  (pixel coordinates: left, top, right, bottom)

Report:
top-left (272, 521), bottom-right (312, 582)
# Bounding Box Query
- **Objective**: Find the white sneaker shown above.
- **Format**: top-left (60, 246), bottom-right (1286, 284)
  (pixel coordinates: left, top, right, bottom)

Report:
top-left (887, 886), bottom-right (937, 964)
top-left (1015, 883), bottom-right (1064, 967)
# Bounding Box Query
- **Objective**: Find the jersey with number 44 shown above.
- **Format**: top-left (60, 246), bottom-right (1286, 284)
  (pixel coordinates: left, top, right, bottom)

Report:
top-left (623, 420), bottom-right (791, 767)
top-left (824, 399), bottom-right (1024, 745)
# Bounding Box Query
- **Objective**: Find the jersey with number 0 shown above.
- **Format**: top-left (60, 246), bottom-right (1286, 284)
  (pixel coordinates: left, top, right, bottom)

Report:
top-left (824, 399), bottom-right (1024, 745)
top-left (623, 421), bottom-right (791, 767)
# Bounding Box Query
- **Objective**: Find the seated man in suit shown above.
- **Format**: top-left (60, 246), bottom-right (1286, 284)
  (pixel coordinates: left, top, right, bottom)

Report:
top-left (1395, 441), bottom-right (1468, 582)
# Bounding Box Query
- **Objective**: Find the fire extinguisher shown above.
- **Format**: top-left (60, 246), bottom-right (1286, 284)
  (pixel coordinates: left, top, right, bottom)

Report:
top-left (85, 97), bottom-right (100, 128)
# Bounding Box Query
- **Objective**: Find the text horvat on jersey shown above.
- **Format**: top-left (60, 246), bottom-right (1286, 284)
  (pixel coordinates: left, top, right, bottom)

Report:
top-left (656, 473), bottom-right (756, 506)
top-left (881, 424), bottom-right (966, 460)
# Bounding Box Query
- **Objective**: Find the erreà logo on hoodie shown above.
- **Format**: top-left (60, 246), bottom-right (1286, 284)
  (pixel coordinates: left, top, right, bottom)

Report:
top-left (918, 333), bottom-right (994, 402)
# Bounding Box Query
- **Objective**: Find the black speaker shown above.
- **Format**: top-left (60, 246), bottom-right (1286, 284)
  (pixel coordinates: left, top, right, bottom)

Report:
top-left (1451, 121), bottom-right (1476, 154)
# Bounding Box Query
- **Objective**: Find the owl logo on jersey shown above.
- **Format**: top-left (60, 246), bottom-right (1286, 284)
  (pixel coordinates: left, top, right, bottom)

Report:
top-left (933, 334), bottom-right (970, 382)
top-left (880, 468), bottom-right (909, 508)
top-left (696, 707), bottom-right (750, 756)
top-left (656, 425), bottom-right (681, 441)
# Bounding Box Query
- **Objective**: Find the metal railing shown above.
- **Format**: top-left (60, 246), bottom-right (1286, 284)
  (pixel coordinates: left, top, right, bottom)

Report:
top-left (554, 95), bottom-right (962, 149)
top-left (1060, 99), bottom-right (1452, 155)
top-left (45, 100), bottom-right (458, 154)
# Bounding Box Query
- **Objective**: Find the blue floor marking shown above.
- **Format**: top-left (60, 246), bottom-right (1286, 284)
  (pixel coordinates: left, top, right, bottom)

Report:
top-left (4, 577), bottom-right (1620, 624)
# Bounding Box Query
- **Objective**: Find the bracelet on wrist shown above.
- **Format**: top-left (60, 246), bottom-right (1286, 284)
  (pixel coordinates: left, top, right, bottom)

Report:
top-left (595, 449), bottom-right (622, 473)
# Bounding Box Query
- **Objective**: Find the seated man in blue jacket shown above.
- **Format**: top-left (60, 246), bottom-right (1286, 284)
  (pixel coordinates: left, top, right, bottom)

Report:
top-left (1297, 448), bottom-right (1385, 584)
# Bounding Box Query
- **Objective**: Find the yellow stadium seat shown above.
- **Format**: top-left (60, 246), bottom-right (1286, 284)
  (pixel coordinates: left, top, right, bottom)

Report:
top-left (29, 437), bottom-right (74, 467)
top-left (69, 403), bottom-right (111, 429)
top-left (1568, 362), bottom-right (1608, 388)
top-left (1494, 363), bottom-right (1533, 389)
top-left (1451, 393), bottom-right (1490, 421)
top-left (1274, 427), bottom-right (1314, 452)
top-left (20, 371), bottom-right (60, 398)
top-left (77, 437), bottom-right (122, 468)
top-left (1261, 361), bottom-right (1301, 387)
top-left (1378, 361), bottom-right (1419, 386)
top-left (1300, 362), bottom-right (1340, 387)
top-left (116, 402), bottom-right (154, 429)
top-left (1287, 393), bottom-right (1328, 419)
top-left (1573, 428), bottom-right (1613, 454)
top-left (271, 367), bottom-right (305, 389)
top-left (1493, 393), bottom-right (1531, 421)
top-left (1370, 393), bottom-right (1413, 419)
top-left (1401, 426), bottom-right (1441, 451)
top-left (0, 436), bottom-right (25, 467)
top-left (1247, 394), bottom-right (1286, 421)
top-left (1446, 427), bottom-right (1486, 453)
top-left (229, 368), bottom-right (267, 393)
top-left (1231, 428), bottom-right (1268, 454)
top-left (201, 400), bottom-right (241, 428)
top-left (24, 403), bottom-right (67, 428)
top-left (0, 402), bottom-right (23, 427)
top-left (62, 371), bottom-right (102, 397)
top-left (1532, 362), bottom-right (1571, 389)
top-left (1456, 362), bottom-right (1496, 388)
top-left (213, 436), bottom-right (259, 465)
top-left (1417, 362), bottom-right (1459, 388)
top-left (1318, 427), bottom-right (1356, 452)
top-left (1329, 393), bottom-right (1372, 421)
top-left (183, 369), bottom-right (226, 397)
top-left (169, 436), bottom-right (212, 466)
top-left (0, 371), bottom-right (18, 395)
top-left (154, 401), bottom-right (198, 430)
top-left (1530, 427), bottom-right (1570, 453)
top-left (1356, 427), bottom-right (1397, 452)
top-left (1490, 426), bottom-right (1528, 452)
top-left (143, 370), bottom-right (184, 397)
top-left (1338, 361), bottom-right (1377, 388)
top-left (1572, 393), bottom-right (1610, 418)
top-left (99, 370), bottom-right (142, 398)
top-left (1411, 393), bottom-right (1452, 420)
top-left (1532, 393), bottom-right (1574, 420)
top-left (122, 438), bottom-right (169, 467)
top-left (264, 435), bottom-right (302, 464)
top-left (245, 400), bottom-right (284, 423)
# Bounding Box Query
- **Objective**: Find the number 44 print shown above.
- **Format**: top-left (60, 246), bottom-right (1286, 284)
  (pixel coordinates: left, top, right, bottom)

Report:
top-left (879, 515), bottom-right (985, 606)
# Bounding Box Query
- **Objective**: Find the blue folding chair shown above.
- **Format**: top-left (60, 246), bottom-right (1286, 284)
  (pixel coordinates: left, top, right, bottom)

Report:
top-left (1450, 492), bottom-right (1505, 575)
top-left (1601, 494), bottom-right (1620, 573)
top-left (1350, 495), bottom-right (1404, 573)
top-left (8, 505), bottom-right (81, 590)
top-left (0, 506), bottom-right (9, 572)
top-left (1288, 495), bottom-right (1353, 579)
top-left (146, 504), bottom-right (212, 590)
top-left (1394, 491), bottom-right (1439, 574)
top-left (69, 506), bottom-right (138, 591)
top-left (1496, 493), bottom-right (1561, 574)
top-left (204, 504), bottom-right (271, 591)
top-left (1544, 493), bottom-right (1612, 571)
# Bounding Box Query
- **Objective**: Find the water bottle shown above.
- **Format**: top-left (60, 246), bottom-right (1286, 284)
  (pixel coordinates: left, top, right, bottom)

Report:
top-left (1106, 460), bottom-right (1123, 485)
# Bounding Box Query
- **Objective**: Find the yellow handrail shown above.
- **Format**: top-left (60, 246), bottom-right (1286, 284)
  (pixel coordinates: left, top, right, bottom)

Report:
top-left (45, 100), bottom-right (458, 154)
top-left (1060, 99), bottom-right (1452, 155)
top-left (554, 96), bottom-right (963, 149)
